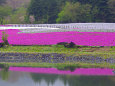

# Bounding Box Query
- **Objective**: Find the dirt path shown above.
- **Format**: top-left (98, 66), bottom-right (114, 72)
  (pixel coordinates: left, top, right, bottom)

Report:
top-left (79, 46), bottom-right (111, 52)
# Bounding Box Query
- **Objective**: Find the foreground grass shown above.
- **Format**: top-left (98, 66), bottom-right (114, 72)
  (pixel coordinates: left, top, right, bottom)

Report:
top-left (0, 45), bottom-right (115, 55)
top-left (1, 62), bottom-right (115, 69)
top-left (110, 46), bottom-right (115, 51)
top-left (0, 45), bottom-right (77, 53)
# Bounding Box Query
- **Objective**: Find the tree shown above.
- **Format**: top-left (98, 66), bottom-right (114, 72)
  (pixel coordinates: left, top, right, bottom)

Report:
top-left (56, 2), bottom-right (92, 23)
top-left (108, 0), bottom-right (115, 14)
top-left (70, 0), bottom-right (112, 22)
top-left (8, 7), bottom-right (27, 24)
top-left (0, 6), bottom-right (12, 24)
top-left (26, 0), bottom-right (114, 23)
top-left (95, 0), bottom-right (111, 22)
top-left (27, 0), bottom-right (59, 23)
top-left (107, 0), bottom-right (115, 22)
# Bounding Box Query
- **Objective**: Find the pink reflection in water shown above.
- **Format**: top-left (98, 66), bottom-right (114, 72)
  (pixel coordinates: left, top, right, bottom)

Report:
top-left (9, 67), bottom-right (115, 76)
top-left (0, 29), bottom-right (115, 46)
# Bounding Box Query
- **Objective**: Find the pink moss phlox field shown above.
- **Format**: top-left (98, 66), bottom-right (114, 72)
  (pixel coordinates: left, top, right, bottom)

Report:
top-left (0, 29), bottom-right (115, 46)
top-left (9, 67), bottom-right (115, 75)
top-left (0, 29), bottom-right (21, 43)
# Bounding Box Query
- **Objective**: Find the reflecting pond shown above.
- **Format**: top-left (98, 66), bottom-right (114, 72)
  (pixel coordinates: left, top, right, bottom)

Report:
top-left (1, 67), bottom-right (115, 86)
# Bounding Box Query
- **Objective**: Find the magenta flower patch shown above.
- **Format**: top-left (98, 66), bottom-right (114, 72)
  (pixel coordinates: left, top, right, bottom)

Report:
top-left (0, 29), bottom-right (115, 46)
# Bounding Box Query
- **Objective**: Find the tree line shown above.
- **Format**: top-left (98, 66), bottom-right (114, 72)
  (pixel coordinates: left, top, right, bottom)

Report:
top-left (0, 0), bottom-right (115, 24)
top-left (27, 0), bottom-right (115, 23)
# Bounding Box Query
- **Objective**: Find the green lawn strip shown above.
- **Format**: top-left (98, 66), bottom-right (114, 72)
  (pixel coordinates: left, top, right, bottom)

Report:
top-left (1, 62), bottom-right (115, 69)
top-left (110, 46), bottom-right (115, 51)
top-left (0, 45), bottom-right (115, 56)
top-left (0, 45), bottom-right (77, 53)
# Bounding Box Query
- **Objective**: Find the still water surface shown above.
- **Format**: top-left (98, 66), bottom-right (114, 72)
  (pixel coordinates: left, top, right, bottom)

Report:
top-left (0, 67), bottom-right (115, 86)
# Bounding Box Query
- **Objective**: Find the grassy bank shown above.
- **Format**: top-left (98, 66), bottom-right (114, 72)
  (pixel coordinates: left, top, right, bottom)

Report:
top-left (0, 45), bottom-right (115, 55)
top-left (0, 45), bottom-right (115, 69)
top-left (1, 62), bottom-right (115, 70)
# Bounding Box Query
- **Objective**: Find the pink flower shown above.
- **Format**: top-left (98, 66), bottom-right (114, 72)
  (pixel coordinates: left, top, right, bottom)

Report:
top-left (0, 29), bottom-right (115, 46)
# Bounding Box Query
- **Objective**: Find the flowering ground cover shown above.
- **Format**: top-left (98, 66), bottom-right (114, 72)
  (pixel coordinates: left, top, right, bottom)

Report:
top-left (0, 29), bottom-right (115, 46)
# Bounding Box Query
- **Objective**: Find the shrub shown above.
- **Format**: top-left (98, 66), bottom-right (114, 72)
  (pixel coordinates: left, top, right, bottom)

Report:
top-left (1, 31), bottom-right (9, 46)
top-left (0, 43), bottom-right (4, 48)
top-left (57, 42), bottom-right (68, 45)
top-left (64, 42), bottom-right (76, 48)
top-left (69, 42), bottom-right (76, 48)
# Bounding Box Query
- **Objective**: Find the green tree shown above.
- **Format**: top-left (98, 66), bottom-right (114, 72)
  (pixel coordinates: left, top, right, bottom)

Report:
top-left (107, 0), bottom-right (115, 22)
top-left (8, 7), bottom-right (27, 24)
top-left (25, 0), bottom-right (115, 23)
top-left (108, 0), bottom-right (115, 14)
top-left (27, 0), bottom-right (59, 23)
top-left (75, 0), bottom-right (113, 22)
top-left (56, 2), bottom-right (93, 23)
top-left (95, 0), bottom-right (111, 22)
top-left (0, 6), bottom-right (12, 24)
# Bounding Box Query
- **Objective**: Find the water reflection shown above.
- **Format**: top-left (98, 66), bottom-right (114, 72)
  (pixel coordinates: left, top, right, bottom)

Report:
top-left (1, 68), bottom-right (9, 81)
top-left (0, 64), bottom-right (9, 81)
top-left (31, 73), bottom-right (115, 86)
top-left (31, 73), bottom-right (58, 86)
top-left (0, 68), bottom-right (115, 86)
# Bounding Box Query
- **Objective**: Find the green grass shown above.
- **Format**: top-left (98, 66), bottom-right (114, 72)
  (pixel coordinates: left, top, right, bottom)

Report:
top-left (110, 46), bottom-right (115, 51)
top-left (0, 45), bottom-right (77, 54)
top-left (1, 62), bottom-right (115, 69)
top-left (0, 45), bottom-right (115, 55)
